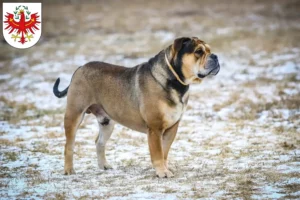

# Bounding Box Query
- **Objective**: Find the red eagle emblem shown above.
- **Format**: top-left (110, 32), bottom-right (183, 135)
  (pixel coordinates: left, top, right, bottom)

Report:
top-left (4, 7), bottom-right (40, 44)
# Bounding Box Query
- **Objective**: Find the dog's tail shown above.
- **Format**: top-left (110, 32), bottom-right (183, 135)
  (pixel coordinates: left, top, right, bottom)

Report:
top-left (53, 78), bottom-right (69, 98)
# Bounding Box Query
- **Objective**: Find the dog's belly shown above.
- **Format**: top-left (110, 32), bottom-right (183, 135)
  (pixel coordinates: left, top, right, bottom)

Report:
top-left (104, 107), bottom-right (148, 133)
top-left (115, 118), bottom-right (148, 133)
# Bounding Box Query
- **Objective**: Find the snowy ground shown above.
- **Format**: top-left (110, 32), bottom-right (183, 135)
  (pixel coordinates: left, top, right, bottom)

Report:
top-left (0, 0), bottom-right (299, 199)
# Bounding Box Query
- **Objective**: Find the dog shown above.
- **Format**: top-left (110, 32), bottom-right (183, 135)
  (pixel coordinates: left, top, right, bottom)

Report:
top-left (53, 37), bottom-right (220, 178)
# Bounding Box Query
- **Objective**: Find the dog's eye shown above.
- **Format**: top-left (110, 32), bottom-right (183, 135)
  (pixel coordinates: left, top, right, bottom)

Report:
top-left (195, 49), bottom-right (203, 57)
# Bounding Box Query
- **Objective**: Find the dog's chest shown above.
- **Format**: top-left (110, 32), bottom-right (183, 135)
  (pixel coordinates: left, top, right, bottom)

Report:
top-left (161, 91), bottom-right (189, 128)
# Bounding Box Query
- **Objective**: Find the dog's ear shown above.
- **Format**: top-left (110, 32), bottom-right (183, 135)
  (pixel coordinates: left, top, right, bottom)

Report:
top-left (171, 37), bottom-right (191, 58)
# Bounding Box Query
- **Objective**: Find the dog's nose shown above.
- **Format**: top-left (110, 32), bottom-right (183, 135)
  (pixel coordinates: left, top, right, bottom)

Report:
top-left (210, 54), bottom-right (218, 60)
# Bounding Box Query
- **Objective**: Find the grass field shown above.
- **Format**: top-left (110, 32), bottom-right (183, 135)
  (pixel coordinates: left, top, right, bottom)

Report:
top-left (0, 0), bottom-right (299, 199)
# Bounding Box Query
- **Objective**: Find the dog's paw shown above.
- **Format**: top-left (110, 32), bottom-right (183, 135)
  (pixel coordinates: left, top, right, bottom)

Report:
top-left (98, 163), bottom-right (113, 170)
top-left (164, 162), bottom-right (176, 173)
top-left (156, 169), bottom-right (174, 178)
top-left (167, 166), bottom-right (176, 173)
top-left (104, 163), bottom-right (113, 170)
top-left (64, 168), bottom-right (76, 175)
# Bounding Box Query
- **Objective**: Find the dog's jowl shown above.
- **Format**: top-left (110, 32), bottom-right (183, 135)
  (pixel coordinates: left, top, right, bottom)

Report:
top-left (53, 37), bottom-right (220, 178)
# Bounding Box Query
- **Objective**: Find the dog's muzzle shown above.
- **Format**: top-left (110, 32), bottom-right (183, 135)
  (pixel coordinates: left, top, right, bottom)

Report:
top-left (198, 54), bottom-right (220, 78)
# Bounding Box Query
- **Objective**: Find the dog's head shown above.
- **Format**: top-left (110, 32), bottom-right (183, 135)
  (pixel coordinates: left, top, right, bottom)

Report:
top-left (168, 37), bottom-right (220, 84)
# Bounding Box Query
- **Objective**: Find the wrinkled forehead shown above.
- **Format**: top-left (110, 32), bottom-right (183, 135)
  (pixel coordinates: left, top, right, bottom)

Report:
top-left (191, 37), bottom-right (211, 53)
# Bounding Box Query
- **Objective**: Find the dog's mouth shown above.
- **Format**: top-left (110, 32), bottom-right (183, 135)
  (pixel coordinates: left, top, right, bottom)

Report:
top-left (197, 66), bottom-right (220, 78)
top-left (199, 55), bottom-right (220, 79)
top-left (197, 74), bottom-right (206, 78)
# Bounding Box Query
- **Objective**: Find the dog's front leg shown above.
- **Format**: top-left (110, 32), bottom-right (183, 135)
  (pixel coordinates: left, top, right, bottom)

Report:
top-left (147, 128), bottom-right (174, 178)
top-left (163, 121), bottom-right (179, 170)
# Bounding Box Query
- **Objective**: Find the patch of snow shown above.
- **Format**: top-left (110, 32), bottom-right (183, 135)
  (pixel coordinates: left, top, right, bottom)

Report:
top-left (252, 185), bottom-right (285, 199)
top-left (11, 56), bottom-right (28, 68)
top-left (216, 28), bottom-right (231, 35)
top-left (217, 107), bottom-right (233, 120)
top-left (154, 31), bottom-right (175, 43)
top-left (0, 74), bottom-right (11, 80)
top-left (257, 53), bottom-right (298, 66)
top-left (271, 61), bottom-right (299, 75)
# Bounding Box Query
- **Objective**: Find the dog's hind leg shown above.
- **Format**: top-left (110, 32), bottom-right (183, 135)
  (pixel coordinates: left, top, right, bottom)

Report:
top-left (64, 107), bottom-right (85, 175)
top-left (89, 104), bottom-right (115, 170)
top-left (95, 116), bottom-right (115, 170)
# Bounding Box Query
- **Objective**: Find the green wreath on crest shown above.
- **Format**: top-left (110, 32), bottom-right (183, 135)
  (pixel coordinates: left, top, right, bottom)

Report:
top-left (13, 5), bottom-right (31, 20)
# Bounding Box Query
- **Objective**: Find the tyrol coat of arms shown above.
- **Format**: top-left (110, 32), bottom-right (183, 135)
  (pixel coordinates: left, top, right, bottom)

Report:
top-left (3, 3), bottom-right (41, 49)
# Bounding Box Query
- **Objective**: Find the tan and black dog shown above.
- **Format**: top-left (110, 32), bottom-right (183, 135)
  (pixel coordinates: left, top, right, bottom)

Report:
top-left (53, 37), bottom-right (220, 178)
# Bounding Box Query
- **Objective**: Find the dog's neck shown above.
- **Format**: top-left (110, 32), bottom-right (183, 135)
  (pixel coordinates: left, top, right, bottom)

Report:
top-left (148, 47), bottom-right (189, 99)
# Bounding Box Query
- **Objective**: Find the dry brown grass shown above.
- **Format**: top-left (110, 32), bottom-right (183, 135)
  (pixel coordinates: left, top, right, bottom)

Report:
top-left (0, 95), bottom-right (64, 125)
top-left (213, 93), bottom-right (240, 112)
top-left (3, 151), bottom-right (19, 162)
top-left (0, 138), bottom-right (14, 146)
top-left (1, 0), bottom-right (299, 62)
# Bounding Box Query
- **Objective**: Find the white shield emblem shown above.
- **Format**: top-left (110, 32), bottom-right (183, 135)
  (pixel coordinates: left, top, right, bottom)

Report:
top-left (3, 3), bottom-right (42, 49)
